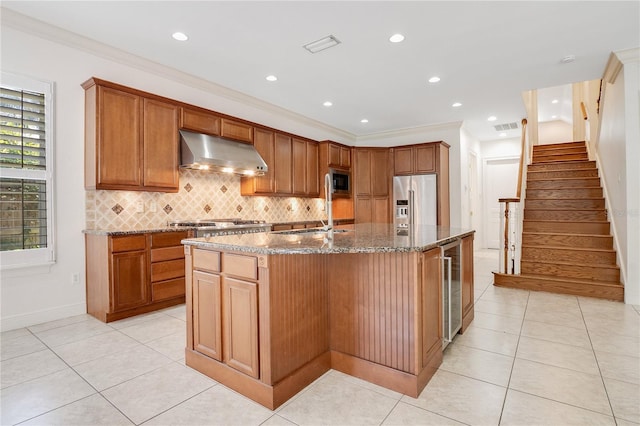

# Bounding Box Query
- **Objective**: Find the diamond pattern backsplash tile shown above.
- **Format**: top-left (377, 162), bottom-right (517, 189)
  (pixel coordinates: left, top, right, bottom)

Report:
top-left (87, 170), bottom-right (327, 230)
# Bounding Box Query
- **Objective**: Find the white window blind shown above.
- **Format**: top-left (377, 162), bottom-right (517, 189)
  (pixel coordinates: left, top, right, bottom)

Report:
top-left (0, 73), bottom-right (55, 269)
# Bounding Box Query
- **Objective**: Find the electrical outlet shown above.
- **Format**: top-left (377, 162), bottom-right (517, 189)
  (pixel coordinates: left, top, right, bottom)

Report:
top-left (135, 201), bottom-right (144, 213)
top-left (71, 273), bottom-right (80, 285)
top-left (149, 201), bottom-right (157, 213)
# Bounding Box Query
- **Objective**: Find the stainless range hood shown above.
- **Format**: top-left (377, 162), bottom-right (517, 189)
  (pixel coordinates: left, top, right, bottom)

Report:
top-left (179, 130), bottom-right (268, 176)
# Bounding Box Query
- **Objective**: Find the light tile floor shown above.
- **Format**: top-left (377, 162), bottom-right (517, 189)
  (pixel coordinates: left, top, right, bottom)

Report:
top-left (2, 249), bottom-right (639, 425)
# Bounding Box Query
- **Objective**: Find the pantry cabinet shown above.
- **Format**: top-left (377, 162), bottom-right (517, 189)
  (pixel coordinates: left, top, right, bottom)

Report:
top-left (82, 78), bottom-right (179, 192)
top-left (353, 148), bottom-right (391, 223)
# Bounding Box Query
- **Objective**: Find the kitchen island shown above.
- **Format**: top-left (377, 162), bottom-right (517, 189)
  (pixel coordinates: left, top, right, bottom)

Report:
top-left (182, 223), bottom-right (474, 409)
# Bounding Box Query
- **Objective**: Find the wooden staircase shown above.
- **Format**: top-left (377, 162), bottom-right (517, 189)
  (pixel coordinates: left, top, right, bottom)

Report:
top-left (494, 141), bottom-right (624, 301)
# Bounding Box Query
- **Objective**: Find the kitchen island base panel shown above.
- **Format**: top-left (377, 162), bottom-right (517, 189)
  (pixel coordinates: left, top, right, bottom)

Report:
top-left (461, 308), bottom-right (474, 333)
top-left (101, 297), bottom-right (184, 323)
top-left (330, 348), bottom-right (442, 398)
top-left (186, 349), bottom-right (331, 410)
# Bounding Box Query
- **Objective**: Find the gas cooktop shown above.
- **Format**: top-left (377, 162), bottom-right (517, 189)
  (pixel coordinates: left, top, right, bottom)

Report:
top-left (168, 218), bottom-right (267, 227)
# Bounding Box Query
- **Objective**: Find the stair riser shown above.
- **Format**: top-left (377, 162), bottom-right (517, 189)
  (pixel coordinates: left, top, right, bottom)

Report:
top-left (522, 233), bottom-right (613, 249)
top-left (524, 210), bottom-right (607, 221)
top-left (521, 262), bottom-right (620, 282)
top-left (522, 247), bottom-right (617, 265)
top-left (493, 273), bottom-right (624, 301)
top-left (525, 198), bottom-right (605, 209)
top-left (533, 147), bottom-right (587, 157)
top-left (528, 161), bottom-right (596, 172)
top-left (527, 188), bottom-right (603, 199)
top-left (523, 221), bottom-right (610, 234)
top-left (532, 142), bottom-right (586, 151)
top-left (533, 154), bottom-right (589, 163)
top-left (528, 170), bottom-right (599, 179)
top-left (527, 179), bottom-right (601, 189)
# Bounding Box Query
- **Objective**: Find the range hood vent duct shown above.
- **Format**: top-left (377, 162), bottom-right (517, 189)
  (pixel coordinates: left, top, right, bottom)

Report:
top-left (179, 130), bottom-right (268, 176)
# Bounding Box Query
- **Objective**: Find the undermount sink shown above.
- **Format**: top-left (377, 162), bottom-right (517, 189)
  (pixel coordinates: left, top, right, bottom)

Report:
top-left (270, 228), bottom-right (351, 236)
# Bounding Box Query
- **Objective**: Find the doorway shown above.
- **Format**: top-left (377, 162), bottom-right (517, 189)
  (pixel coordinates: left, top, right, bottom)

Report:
top-left (483, 157), bottom-right (520, 249)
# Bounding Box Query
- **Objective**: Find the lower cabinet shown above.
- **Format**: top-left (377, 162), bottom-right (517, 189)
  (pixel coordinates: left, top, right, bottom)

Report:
top-left (420, 247), bottom-right (442, 369)
top-left (461, 234), bottom-right (475, 332)
top-left (191, 249), bottom-right (260, 379)
top-left (112, 248), bottom-right (148, 312)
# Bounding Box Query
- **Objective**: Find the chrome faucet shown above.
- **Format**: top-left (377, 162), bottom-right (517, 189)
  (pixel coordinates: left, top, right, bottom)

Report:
top-left (323, 173), bottom-right (334, 239)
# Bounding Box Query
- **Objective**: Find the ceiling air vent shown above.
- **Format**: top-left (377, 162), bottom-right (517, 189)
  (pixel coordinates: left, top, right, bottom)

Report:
top-left (494, 122), bottom-right (519, 131)
top-left (303, 35), bottom-right (341, 54)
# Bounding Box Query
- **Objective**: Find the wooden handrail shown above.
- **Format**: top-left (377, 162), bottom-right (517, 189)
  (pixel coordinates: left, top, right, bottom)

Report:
top-left (516, 118), bottom-right (527, 199)
top-left (580, 102), bottom-right (588, 120)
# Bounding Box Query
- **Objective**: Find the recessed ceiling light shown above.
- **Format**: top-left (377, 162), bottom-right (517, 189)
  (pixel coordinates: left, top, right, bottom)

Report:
top-left (428, 76), bottom-right (440, 83)
top-left (360, 119), bottom-right (369, 123)
top-left (265, 75), bottom-right (278, 82)
top-left (499, 132), bottom-right (507, 137)
top-left (172, 32), bottom-right (188, 41)
top-left (551, 99), bottom-right (559, 104)
top-left (323, 101), bottom-right (333, 107)
top-left (452, 102), bottom-right (462, 107)
top-left (389, 34), bottom-right (405, 43)
top-left (488, 116), bottom-right (497, 122)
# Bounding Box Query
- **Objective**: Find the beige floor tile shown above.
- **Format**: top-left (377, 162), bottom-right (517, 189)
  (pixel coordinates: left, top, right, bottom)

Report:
top-left (521, 319), bottom-right (592, 349)
top-left (32, 319), bottom-right (113, 348)
top-left (474, 299), bottom-right (526, 319)
top-left (604, 377), bottom-right (640, 423)
top-left (584, 315), bottom-right (640, 339)
top-left (479, 288), bottom-right (529, 307)
top-left (596, 351), bottom-right (640, 384)
top-left (328, 369), bottom-right (403, 400)
top-left (118, 315), bottom-right (186, 343)
top-left (452, 324), bottom-right (519, 356)
top-left (528, 291), bottom-right (579, 309)
top-left (102, 362), bottom-right (215, 424)
top-left (523, 308), bottom-right (586, 330)
top-left (509, 358), bottom-right (611, 416)
top-left (579, 297), bottom-right (638, 320)
top-left (108, 311), bottom-right (167, 330)
top-left (21, 393), bottom-right (134, 425)
top-left (500, 389), bottom-right (616, 425)
top-left (277, 371), bottom-right (398, 425)
top-left (382, 401), bottom-right (465, 425)
top-left (470, 311), bottom-right (522, 334)
top-left (161, 304), bottom-right (187, 321)
top-left (260, 414), bottom-right (297, 425)
top-left (0, 369), bottom-right (96, 425)
top-left (145, 385), bottom-right (273, 426)
top-left (51, 330), bottom-right (140, 366)
top-left (589, 330), bottom-right (639, 358)
top-left (74, 345), bottom-right (173, 391)
top-left (145, 330), bottom-right (187, 361)
top-left (440, 343), bottom-right (513, 386)
top-left (27, 314), bottom-right (98, 334)
top-left (0, 328), bottom-right (30, 341)
top-left (401, 370), bottom-right (505, 425)
top-left (1, 349), bottom-right (68, 388)
top-left (0, 332), bottom-right (46, 361)
top-left (615, 419), bottom-right (640, 426)
top-left (516, 336), bottom-right (600, 375)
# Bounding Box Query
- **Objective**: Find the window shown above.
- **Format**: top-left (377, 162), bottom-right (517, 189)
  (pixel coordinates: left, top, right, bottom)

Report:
top-left (0, 73), bottom-right (55, 269)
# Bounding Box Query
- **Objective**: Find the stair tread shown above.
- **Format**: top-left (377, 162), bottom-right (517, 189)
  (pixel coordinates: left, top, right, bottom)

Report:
top-left (521, 259), bottom-right (620, 270)
top-left (526, 197), bottom-right (605, 200)
top-left (495, 272), bottom-right (622, 287)
top-left (522, 245), bottom-right (615, 253)
top-left (523, 219), bottom-right (610, 223)
top-left (524, 208), bottom-right (606, 211)
top-left (523, 231), bottom-right (611, 238)
top-left (527, 177), bottom-right (600, 182)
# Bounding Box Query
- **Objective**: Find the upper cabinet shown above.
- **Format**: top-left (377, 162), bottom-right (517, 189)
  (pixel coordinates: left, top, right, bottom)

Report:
top-left (220, 118), bottom-right (253, 144)
top-left (326, 142), bottom-right (351, 169)
top-left (393, 143), bottom-right (438, 175)
top-left (83, 78), bottom-right (179, 192)
top-left (180, 106), bottom-right (221, 136)
top-left (353, 148), bottom-right (391, 223)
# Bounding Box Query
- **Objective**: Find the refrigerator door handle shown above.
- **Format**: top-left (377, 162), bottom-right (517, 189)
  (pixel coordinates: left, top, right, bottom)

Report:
top-left (409, 189), bottom-right (415, 226)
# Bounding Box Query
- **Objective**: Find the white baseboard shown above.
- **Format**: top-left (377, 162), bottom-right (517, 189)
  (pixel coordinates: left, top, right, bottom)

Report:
top-left (1, 302), bottom-right (87, 332)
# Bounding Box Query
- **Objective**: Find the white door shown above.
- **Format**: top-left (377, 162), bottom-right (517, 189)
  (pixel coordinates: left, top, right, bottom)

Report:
top-left (483, 157), bottom-right (520, 249)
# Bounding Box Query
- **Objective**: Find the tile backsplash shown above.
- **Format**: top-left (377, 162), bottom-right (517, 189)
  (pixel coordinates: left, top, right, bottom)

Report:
top-left (86, 170), bottom-right (327, 230)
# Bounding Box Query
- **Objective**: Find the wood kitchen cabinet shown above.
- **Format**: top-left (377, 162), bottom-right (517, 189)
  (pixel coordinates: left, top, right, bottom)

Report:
top-left (193, 270), bottom-right (222, 361)
top-left (221, 118), bottom-right (253, 143)
top-left (85, 230), bottom-right (189, 322)
top-left (353, 148), bottom-right (391, 223)
top-left (460, 234), bottom-right (474, 332)
top-left (82, 78), bottom-right (179, 193)
top-left (420, 247), bottom-right (442, 370)
top-left (180, 106), bottom-right (221, 136)
top-left (327, 142), bottom-right (351, 169)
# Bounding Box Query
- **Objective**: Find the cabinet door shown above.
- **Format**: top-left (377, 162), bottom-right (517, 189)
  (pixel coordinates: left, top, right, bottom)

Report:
top-left (354, 149), bottom-right (371, 196)
top-left (221, 118), bottom-right (253, 143)
top-left (143, 99), bottom-right (179, 190)
top-left (193, 270), bottom-right (222, 361)
top-left (97, 87), bottom-right (142, 187)
top-left (421, 247), bottom-right (441, 368)
top-left (415, 145), bottom-right (436, 173)
top-left (371, 149), bottom-right (390, 196)
top-left (461, 235), bottom-right (474, 332)
top-left (180, 107), bottom-right (220, 135)
top-left (111, 250), bottom-right (148, 312)
top-left (328, 144), bottom-right (341, 167)
top-left (252, 128), bottom-right (275, 193)
top-left (340, 146), bottom-right (351, 168)
top-left (355, 196), bottom-right (372, 223)
top-left (393, 147), bottom-right (413, 176)
top-left (274, 133), bottom-right (292, 194)
top-left (223, 277), bottom-right (259, 378)
top-left (291, 138), bottom-right (306, 195)
top-left (306, 141), bottom-right (319, 196)
top-left (372, 196), bottom-right (390, 223)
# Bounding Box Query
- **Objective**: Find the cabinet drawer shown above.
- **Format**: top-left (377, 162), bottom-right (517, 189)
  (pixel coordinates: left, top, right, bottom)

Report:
top-left (152, 278), bottom-right (185, 301)
top-left (193, 249), bottom-right (221, 273)
top-left (222, 253), bottom-right (257, 280)
top-left (111, 235), bottom-right (146, 253)
top-left (150, 231), bottom-right (189, 248)
top-left (151, 246), bottom-right (184, 262)
top-left (151, 259), bottom-right (185, 282)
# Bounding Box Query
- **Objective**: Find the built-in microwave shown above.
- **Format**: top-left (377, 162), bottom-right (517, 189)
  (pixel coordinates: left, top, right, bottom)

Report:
top-left (329, 168), bottom-right (351, 196)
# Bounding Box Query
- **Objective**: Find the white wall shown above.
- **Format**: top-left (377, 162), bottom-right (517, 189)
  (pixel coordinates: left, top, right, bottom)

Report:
top-left (538, 120), bottom-right (573, 144)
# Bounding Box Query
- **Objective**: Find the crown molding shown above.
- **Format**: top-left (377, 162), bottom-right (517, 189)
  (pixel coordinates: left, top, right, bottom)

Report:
top-left (1, 8), bottom-right (355, 142)
top-left (356, 121), bottom-right (463, 144)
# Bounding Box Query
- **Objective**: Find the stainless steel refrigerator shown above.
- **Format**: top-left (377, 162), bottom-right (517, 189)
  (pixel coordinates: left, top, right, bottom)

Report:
top-left (393, 174), bottom-right (438, 235)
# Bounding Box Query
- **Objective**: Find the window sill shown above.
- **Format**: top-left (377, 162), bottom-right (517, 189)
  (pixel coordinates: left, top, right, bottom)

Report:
top-left (1, 262), bottom-right (55, 278)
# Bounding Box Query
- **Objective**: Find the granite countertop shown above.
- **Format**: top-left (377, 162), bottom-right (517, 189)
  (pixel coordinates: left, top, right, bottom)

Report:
top-left (182, 223), bottom-right (475, 254)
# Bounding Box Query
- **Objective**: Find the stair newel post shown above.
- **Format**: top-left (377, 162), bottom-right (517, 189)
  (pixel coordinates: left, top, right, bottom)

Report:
top-left (499, 198), bottom-right (520, 274)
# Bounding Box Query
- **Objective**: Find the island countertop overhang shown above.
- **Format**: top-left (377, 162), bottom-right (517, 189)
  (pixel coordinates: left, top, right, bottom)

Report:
top-left (181, 223), bottom-right (475, 255)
